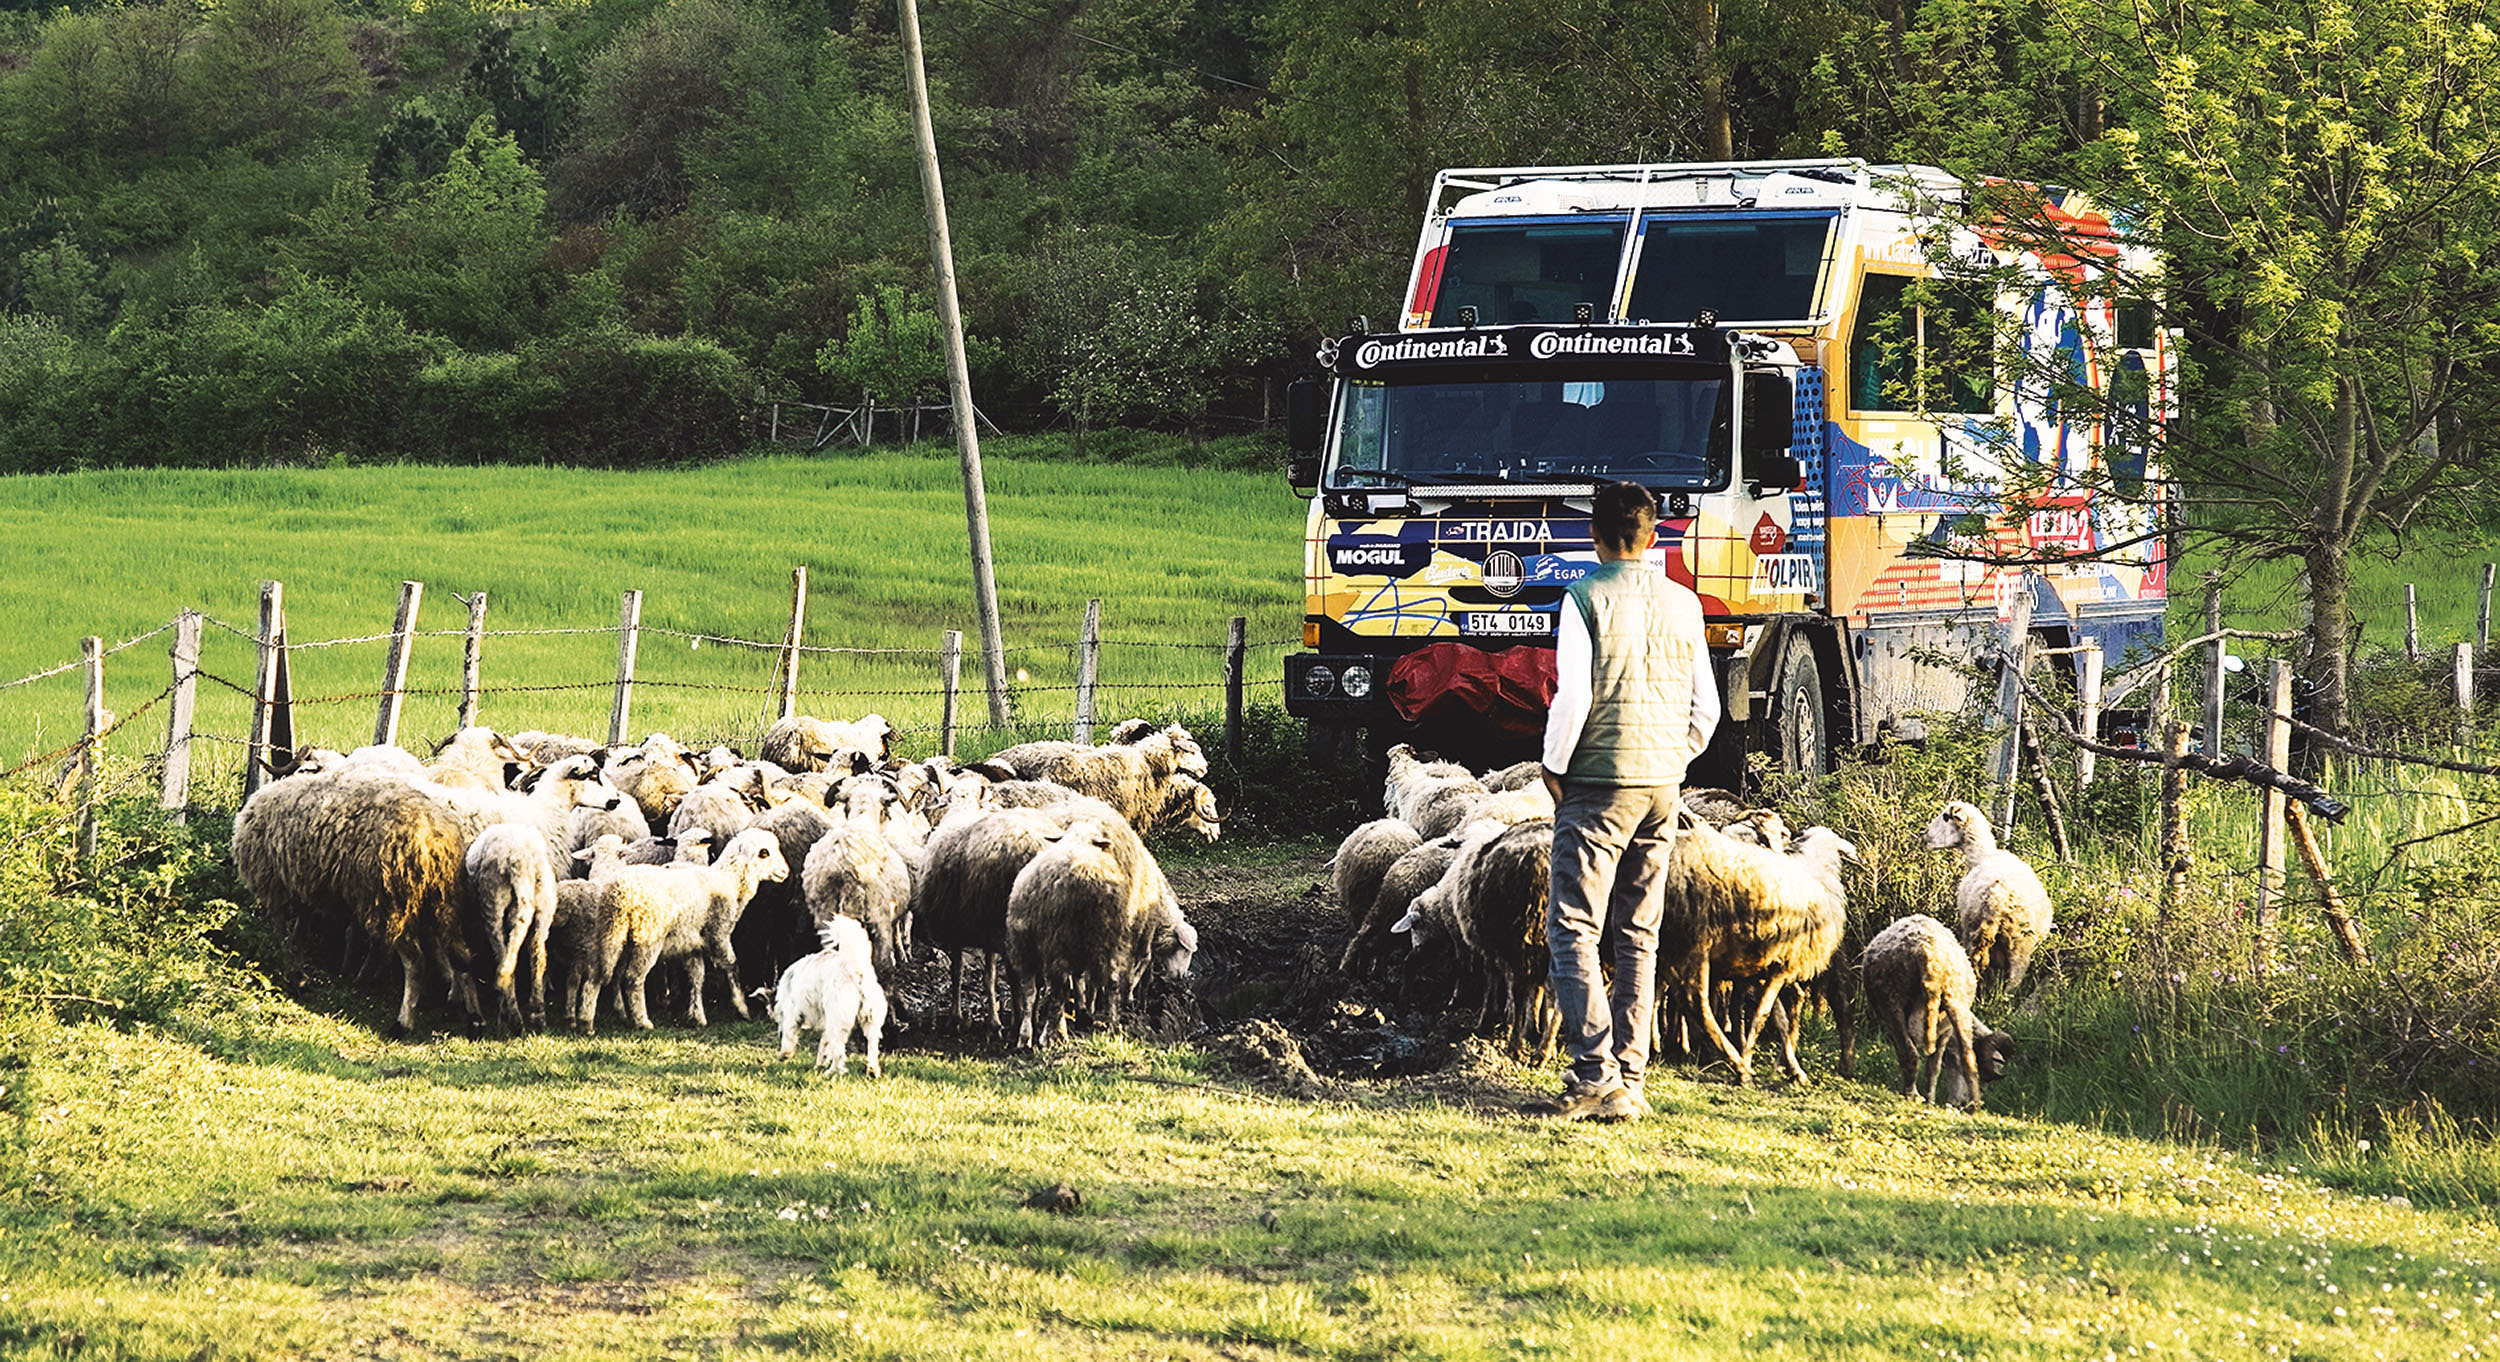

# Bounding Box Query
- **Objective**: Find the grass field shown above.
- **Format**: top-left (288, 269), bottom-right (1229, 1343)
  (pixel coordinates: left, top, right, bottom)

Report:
top-left (2, 996), bottom-right (2494, 1361)
top-left (0, 442), bottom-right (1309, 785)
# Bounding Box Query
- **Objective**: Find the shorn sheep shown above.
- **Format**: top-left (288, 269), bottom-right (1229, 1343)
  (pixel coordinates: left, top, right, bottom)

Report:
top-left (1860, 913), bottom-right (2014, 1108)
top-left (770, 915), bottom-right (888, 1075)
top-left (1657, 819), bottom-right (1859, 1085)
top-left (585, 827), bottom-right (790, 1031)
top-left (1925, 800), bottom-right (2053, 992)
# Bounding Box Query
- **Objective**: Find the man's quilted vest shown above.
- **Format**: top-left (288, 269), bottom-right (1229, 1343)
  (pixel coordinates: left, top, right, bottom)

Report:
top-left (1562, 559), bottom-right (1705, 787)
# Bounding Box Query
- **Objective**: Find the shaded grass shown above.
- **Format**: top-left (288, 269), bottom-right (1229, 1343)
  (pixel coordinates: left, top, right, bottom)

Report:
top-left (0, 439), bottom-right (1309, 778)
top-left (1, 1001), bottom-right (2496, 1359)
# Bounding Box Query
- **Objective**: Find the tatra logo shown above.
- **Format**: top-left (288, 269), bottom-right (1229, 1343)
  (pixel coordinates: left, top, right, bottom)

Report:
top-left (1483, 550), bottom-right (1524, 597)
top-left (1527, 330), bottom-right (1698, 360)
top-left (1352, 335), bottom-right (1511, 368)
top-left (1451, 520), bottom-right (1551, 543)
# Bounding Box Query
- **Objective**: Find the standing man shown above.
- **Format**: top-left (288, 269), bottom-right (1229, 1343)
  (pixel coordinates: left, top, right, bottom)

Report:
top-left (1534, 480), bottom-right (1720, 1121)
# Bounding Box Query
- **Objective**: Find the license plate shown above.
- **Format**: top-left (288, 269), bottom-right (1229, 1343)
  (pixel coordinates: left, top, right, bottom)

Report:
top-left (1459, 611), bottom-right (1555, 636)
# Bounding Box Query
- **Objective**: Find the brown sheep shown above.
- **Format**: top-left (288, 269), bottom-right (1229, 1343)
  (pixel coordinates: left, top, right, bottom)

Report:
top-left (1861, 913), bottom-right (2014, 1108)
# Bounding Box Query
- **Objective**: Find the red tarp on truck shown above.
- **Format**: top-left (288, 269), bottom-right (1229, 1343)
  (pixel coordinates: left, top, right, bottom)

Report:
top-left (1387, 642), bottom-right (1559, 739)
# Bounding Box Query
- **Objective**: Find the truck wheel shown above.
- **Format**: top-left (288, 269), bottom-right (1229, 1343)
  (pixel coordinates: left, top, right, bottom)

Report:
top-left (1769, 634), bottom-right (1830, 777)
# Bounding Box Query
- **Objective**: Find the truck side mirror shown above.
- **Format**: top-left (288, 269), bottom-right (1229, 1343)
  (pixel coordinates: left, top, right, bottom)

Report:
top-left (1747, 453), bottom-right (1804, 495)
top-left (1287, 378), bottom-right (1325, 454)
top-left (1742, 372), bottom-right (1795, 455)
top-left (1287, 455), bottom-right (1320, 493)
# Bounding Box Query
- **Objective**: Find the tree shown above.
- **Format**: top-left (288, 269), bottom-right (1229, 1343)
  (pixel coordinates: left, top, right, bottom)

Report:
top-left (1888, 0), bottom-right (2500, 736)
top-left (817, 284), bottom-right (949, 428)
top-left (549, 0), bottom-right (787, 222)
top-left (186, 0), bottom-right (367, 153)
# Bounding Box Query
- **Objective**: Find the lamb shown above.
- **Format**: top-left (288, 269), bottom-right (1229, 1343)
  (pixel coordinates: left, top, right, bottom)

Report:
top-left (1925, 800), bottom-right (2053, 992)
top-left (585, 827), bottom-right (790, 1030)
top-left (983, 724), bottom-right (1209, 830)
top-left (1657, 818), bottom-right (1859, 1085)
top-left (550, 835), bottom-right (633, 1026)
top-left (1860, 913), bottom-right (2014, 1108)
top-left (462, 824), bottom-right (560, 1029)
top-left (1330, 817), bottom-right (1424, 952)
top-left (1004, 819), bottom-right (1156, 1047)
top-left (770, 916), bottom-right (888, 1075)
top-left (761, 713), bottom-right (894, 771)
top-left (801, 789), bottom-right (914, 972)
top-left (426, 727), bottom-right (528, 791)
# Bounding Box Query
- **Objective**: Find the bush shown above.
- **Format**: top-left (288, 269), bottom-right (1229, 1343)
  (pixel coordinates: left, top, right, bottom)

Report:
top-left (524, 327), bottom-right (751, 466)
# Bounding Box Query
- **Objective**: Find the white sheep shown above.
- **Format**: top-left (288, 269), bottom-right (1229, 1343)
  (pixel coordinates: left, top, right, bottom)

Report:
top-left (426, 727), bottom-right (527, 791)
top-left (1925, 800), bottom-right (2053, 992)
top-left (1384, 743), bottom-right (1490, 839)
top-left (609, 736), bottom-right (702, 827)
top-left (1861, 913), bottom-right (2014, 1108)
top-left (985, 724), bottom-right (1209, 831)
top-left (1658, 819), bottom-right (1859, 1085)
top-left (566, 796), bottom-right (652, 866)
top-left (462, 823), bottom-right (560, 1029)
top-left (761, 713), bottom-right (893, 771)
top-left (586, 827), bottom-right (790, 1030)
top-left (770, 915), bottom-right (888, 1076)
top-left (802, 790), bottom-right (914, 972)
top-left (1331, 817), bottom-right (1424, 942)
top-left (667, 766), bottom-right (773, 844)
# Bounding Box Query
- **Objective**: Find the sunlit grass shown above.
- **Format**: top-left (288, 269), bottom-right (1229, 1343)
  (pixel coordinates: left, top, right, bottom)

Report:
top-left (0, 442), bottom-right (1308, 781)
top-left (2, 998), bottom-right (2495, 1360)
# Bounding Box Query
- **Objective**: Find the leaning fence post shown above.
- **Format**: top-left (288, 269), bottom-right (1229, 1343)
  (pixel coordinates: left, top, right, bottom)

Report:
top-left (2254, 658), bottom-right (2292, 969)
top-left (2481, 564), bottom-right (2496, 656)
top-left (780, 566), bottom-right (808, 721)
top-left (1224, 616), bottom-right (1247, 772)
top-left (244, 580), bottom-right (286, 800)
top-left (160, 611), bottom-right (201, 820)
top-left (2202, 571), bottom-right (2226, 754)
top-left (2456, 641), bottom-right (2475, 747)
top-left (2018, 719), bottom-right (2069, 864)
top-left (457, 591), bottom-right (488, 729)
top-left (1987, 586), bottom-right (2035, 838)
top-left (2287, 802), bottom-right (2370, 965)
top-left (77, 636), bottom-right (102, 873)
top-left (2075, 639), bottom-right (2104, 788)
top-left (1071, 598), bottom-right (1102, 743)
top-left (2405, 583), bottom-right (2421, 662)
top-left (608, 590), bottom-right (642, 747)
top-left (940, 630), bottom-right (963, 758)
top-left (372, 580), bottom-right (423, 749)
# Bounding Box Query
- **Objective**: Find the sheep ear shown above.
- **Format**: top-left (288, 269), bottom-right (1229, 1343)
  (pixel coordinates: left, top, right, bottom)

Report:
top-left (1390, 906), bottom-right (1420, 934)
top-left (1175, 921), bottom-right (1198, 952)
top-left (966, 761), bottom-right (1016, 782)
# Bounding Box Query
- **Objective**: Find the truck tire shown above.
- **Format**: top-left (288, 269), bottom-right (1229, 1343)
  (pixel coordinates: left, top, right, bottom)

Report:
top-left (1768, 633), bottom-right (1830, 777)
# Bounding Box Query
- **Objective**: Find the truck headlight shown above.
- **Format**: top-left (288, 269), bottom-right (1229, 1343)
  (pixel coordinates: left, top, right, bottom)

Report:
top-left (1304, 665), bottom-right (1336, 698)
top-left (1340, 665), bottom-right (1374, 699)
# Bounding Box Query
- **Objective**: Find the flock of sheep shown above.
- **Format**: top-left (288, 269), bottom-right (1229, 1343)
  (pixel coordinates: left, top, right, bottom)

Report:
top-left (224, 712), bottom-right (2051, 1108)
top-left (1331, 747), bottom-right (2051, 1108)
top-left (229, 713), bottom-right (1216, 1071)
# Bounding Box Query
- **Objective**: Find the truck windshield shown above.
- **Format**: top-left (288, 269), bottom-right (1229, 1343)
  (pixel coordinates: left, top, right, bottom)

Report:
top-left (1428, 218), bottom-right (1627, 326)
top-left (1626, 212), bottom-right (1836, 324)
top-left (1330, 376), bottom-right (1730, 489)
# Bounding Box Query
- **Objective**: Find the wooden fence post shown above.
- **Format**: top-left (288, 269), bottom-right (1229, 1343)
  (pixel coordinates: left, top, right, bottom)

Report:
top-left (2157, 720), bottom-right (2191, 925)
top-left (160, 611), bottom-right (200, 820)
top-left (372, 580), bottom-right (423, 749)
top-left (1224, 616), bottom-right (1247, 771)
top-left (2075, 639), bottom-right (2104, 788)
top-left (2405, 583), bottom-right (2421, 662)
top-left (1071, 598), bottom-right (1102, 743)
top-left (2481, 563), bottom-right (2496, 655)
top-left (2254, 659), bottom-right (2292, 969)
top-left (940, 630), bottom-right (963, 758)
top-left (2287, 802), bottom-right (2370, 965)
top-left (1987, 586), bottom-right (2035, 839)
top-left (608, 590), bottom-right (642, 747)
top-left (77, 636), bottom-right (101, 873)
top-left (2018, 719), bottom-right (2070, 864)
top-left (780, 567), bottom-right (808, 722)
top-left (2456, 641), bottom-right (2475, 747)
top-left (457, 591), bottom-right (488, 729)
top-left (244, 580), bottom-right (286, 800)
top-left (2203, 571), bottom-right (2226, 755)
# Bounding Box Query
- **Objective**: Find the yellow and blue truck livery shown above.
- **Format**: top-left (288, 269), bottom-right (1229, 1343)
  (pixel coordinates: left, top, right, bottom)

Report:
top-left (1283, 159), bottom-right (2169, 776)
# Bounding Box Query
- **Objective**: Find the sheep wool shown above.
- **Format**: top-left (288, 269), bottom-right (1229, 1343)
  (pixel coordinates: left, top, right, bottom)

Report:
top-left (1860, 913), bottom-right (2013, 1109)
top-left (1004, 819), bottom-right (1141, 1048)
top-left (1925, 800), bottom-right (2054, 992)
top-left (1659, 819), bottom-right (1859, 1084)
top-left (771, 916), bottom-right (888, 1076)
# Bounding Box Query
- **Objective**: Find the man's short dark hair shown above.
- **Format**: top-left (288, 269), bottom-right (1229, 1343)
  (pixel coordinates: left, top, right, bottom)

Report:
top-left (1592, 481), bottom-right (1659, 550)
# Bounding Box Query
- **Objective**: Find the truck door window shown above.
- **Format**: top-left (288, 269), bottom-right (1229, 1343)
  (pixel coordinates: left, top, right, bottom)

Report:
top-left (1428, 219), bottom-right (1626, 327)
top-left (1850, 273), bottom-right (1996, 414)
top-left (1627, 213), bottom-right (1835, 324)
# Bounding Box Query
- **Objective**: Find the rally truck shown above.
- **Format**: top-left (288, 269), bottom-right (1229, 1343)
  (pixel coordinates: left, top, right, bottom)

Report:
top-left (1282, 158), bottom-right (2169, 778)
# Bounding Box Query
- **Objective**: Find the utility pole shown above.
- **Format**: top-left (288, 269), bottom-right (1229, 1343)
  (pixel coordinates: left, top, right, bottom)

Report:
top-left (899, 0), bottom-right (1010, 726)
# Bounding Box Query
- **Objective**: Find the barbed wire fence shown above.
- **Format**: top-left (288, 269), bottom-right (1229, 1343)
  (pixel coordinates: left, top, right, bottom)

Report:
top-left (0, 572), bottom-right (1297, 868)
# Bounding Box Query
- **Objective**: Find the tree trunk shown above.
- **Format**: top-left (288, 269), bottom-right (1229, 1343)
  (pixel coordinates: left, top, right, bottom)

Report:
top-left (1692, 0), bottom-right (1732, 159)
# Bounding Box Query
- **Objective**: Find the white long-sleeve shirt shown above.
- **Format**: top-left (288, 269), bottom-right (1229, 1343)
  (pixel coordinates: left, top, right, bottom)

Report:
top-left (1541, 593), bottom-right (1722, 777)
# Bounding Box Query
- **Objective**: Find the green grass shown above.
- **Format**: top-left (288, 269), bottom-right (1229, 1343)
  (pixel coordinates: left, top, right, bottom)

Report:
top-left (0, 439), bottom-right (1308, 782)
top-left (3, 999), bottom-right (2495, 1360)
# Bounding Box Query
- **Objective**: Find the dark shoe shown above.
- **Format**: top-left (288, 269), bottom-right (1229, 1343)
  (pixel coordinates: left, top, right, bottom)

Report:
top-left (1527, 1079), bottom-right (1625, 1120)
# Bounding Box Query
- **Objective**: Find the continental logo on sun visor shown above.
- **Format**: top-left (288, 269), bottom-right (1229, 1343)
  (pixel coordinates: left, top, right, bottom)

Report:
top-left (1340, 326), bottom-right (1723, 373)
top-left (1328, 538), bottom-right (1434, 577)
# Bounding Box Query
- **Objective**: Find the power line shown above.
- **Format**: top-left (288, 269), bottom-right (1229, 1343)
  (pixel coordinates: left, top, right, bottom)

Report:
top-left (944, 0), bottom-right (1276, 98)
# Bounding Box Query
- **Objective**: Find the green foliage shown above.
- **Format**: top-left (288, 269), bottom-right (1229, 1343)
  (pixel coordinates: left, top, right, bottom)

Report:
top-left (817, 283), bottom-right (949, 411)
top-left (185, 0), bottom-right (370, 153)
top-left (549, 0), bottom-right (787, 222)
